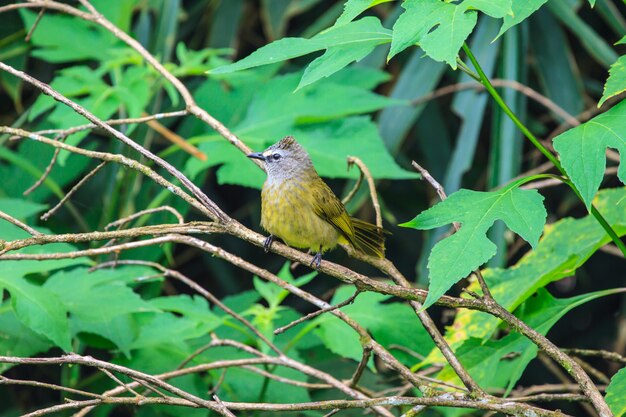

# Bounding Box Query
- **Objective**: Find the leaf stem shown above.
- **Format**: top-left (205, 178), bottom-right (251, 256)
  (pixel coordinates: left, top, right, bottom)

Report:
top-left (461, 44), bottom-right (562, 171)
top-left (455, 57), bottom-right (481, 82)
top-left (462, 43), bottom-right (626, 258)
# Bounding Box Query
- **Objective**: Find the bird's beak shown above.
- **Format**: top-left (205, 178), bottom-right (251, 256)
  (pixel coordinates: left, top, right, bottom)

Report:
top-left (247, 152), bottom-right (266, 161)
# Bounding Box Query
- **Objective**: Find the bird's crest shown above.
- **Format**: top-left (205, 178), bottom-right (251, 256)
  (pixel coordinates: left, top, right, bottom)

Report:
top-left (277, 136), bottom-right (297, 150)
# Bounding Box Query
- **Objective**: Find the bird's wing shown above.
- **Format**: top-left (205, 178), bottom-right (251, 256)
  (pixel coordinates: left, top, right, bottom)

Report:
top-left (310, 178), bottom-right (355, 240)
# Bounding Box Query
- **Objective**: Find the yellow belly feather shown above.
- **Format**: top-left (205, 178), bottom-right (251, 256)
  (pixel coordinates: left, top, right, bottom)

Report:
top-left (261, 181), bottom-right (340, 252)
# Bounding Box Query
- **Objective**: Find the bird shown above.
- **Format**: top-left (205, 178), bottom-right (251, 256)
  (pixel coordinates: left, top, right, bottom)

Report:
top-left (247, 136), bottom-right (388, 268)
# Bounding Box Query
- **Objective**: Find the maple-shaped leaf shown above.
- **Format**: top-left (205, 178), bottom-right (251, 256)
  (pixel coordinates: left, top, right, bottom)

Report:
top-left (401, 181), bottom-right (546, 308)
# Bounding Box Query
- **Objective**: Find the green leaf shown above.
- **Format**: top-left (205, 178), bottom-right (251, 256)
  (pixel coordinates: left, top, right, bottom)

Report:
top-left (187, 69), bottom-right (412, 188)
top-left (607, 367), bottom-right (626, 417)
top-left (553, 100), bottom-right (626, 209)
top-left (496, 0), bottom-right (549, 39)
top-left (1, 275), bottom-right (71, 351)
top-left (463, 0), bottom-right (513, 18)
top-left (45, 266), bottom-right (158, 321)
top-left (438, 187), bottom-right (626, 352)
top-left (0, 216), bottom-right (89, 280)
top-left (297, 42), bottom-right (379, 90)
top-left (42, 266), bottom-right (159, 353)
top-left (401, 181), bottom-right (546, 308)
top-left (211, 17), bottom-right (391, 85)
top-left (253, 262), bottom-right (317, 309)
top-left (599, 56), bottom-right (626, 107)
top-left (334, 0), bottom-right (395, 27)
top-left (389, 0), bottom-right (478, 67)
top-left (130, 311), bottom-right (219, 351)
top-left (0, 307), bottom-right (52, 371)
top-left (0, 198), bottom-right (46, 219)
top-left (19, 9), bottom-right (130, 63)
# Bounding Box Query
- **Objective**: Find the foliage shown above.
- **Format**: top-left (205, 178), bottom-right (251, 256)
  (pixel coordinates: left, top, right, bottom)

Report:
top-left (0, 0), bottom-right (625, 416)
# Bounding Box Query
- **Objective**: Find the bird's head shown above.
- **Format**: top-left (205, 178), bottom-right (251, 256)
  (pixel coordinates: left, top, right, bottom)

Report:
top-left (247, 136), bottom-right (314, 181)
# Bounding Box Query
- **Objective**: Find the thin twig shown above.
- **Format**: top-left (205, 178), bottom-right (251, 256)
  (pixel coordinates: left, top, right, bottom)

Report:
top-left (563, 348), bottom-right (626, 364)
top-left (0, 61), bottom-right (227, 222)
top-left (104, 206), bottom-right (185, 230)
top-left (41, 162), bottom-right (107, 221)
top-left (208, 369), bottom-right (227, 396)
top-left (0, 210), bottom-right (42, 237)
top-left (0, 375), bottom-right (102, 399)
top-left (241, 366), bottom-right (330, 389)
top-left (347, 156), bottom-right (382, 228)
top-left (24, 136), bottom-right (63, 196)
top-left (341, 168), bottom-right (364, 206)
top-left (131, 377), bottom-right (168, 398)
top-left (21, 110), bottom-right (189, 139)
top-left (24, 2), bottom-right (46, 41)
top-left (348, 346), bottom-right (372, 388)
top-left (411, 79), bottom-right (579, 127)
top-left (274, 289), bottom-right (361, 335)
top-left (99, 368), bottom-right (143, 398)
top-left (141, 112), bottom-right (206, 161)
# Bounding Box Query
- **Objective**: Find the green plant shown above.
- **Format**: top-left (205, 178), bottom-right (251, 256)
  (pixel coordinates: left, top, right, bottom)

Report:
top-left (0, 0), bottom-right (625, 416)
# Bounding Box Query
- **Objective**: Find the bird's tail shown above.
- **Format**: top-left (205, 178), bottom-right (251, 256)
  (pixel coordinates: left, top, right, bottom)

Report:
top-left (349, 218), bottom-right (389, 258)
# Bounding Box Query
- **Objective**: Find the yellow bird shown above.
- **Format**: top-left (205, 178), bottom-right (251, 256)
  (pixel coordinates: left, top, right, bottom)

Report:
top-left (247, 136), bottom-right (388, 268)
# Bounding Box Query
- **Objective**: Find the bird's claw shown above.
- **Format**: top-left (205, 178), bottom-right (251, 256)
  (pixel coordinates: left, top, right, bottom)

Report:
top-left (310, 251), bottom-right (322, 269)
top-left (263, 235), bottom-right (274, 253)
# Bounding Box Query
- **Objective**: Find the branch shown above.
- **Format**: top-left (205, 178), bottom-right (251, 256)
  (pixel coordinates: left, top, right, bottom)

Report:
top-left (347, 156), bottom-right (382, 228)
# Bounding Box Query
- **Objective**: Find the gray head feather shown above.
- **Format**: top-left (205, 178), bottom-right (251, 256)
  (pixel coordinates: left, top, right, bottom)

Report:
top-left (260, 136), bottom-right (316, 183)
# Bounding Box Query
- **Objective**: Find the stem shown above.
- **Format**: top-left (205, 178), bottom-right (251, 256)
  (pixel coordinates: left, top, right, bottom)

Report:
top-left (462, 43), bottom-right (626, 258)
top-left (462, 44), bottom-right (562, 171)
top-left (455, 57), bottom-right (481, 82)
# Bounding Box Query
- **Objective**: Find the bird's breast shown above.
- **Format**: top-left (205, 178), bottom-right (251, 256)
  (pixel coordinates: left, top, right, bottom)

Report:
top-left (260, 179), bottom-right (339, 251)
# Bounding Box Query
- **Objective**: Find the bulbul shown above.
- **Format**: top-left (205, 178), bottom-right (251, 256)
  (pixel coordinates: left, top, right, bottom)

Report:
top-left (247, 136), bottom-right (387, 268)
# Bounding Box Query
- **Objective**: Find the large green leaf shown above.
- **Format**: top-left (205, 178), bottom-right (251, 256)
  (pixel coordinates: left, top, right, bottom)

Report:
top-left (186, 69), bottom-right (413, 188)
top-left (211, 17), bottom-right (391, 87)
top-left (0, 307), bottom-right (52, 371)
top-left (553, 99), bottom-right (626, 209)
top-left (130, 294), bottom-right (223, 351)
top-left (19, 3), bottom-right (134, 63)
top-left (389, 0), bottom-right (511, 67)
top-left (607, 367), bottom-right (626, 417)
top-left (401, 180), bottom-right (546, 308)
top-left (43, 266), bottom-right (158, 354)
top-left (599, 55), bottom-right (626, 107)
top-left (438, 187), bottom-right (626, 351)
top-left (1, 275), bottom-right (71, 351)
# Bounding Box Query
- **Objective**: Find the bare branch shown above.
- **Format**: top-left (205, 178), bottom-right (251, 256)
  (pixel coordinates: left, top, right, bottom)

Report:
top-left (274, 289), bottom-right (361, 335)
top-left (347, 156), bottom-right (382, 228)
top-left (104, 206), bottom-right (185, 230)
top-left (41, 162), bottom-right (107, 221)
top-left (0, 210), bottom-right (42, 237)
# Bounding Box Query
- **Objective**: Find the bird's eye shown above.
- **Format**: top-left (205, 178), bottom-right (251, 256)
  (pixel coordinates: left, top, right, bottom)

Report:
top-left (272, 153), bottom-right (281, 161)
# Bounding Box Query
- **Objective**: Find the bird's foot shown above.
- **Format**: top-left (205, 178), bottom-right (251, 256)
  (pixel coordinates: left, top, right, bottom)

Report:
top-left (310, 250), bottom-right (323, 269)
top-left (263, 235), bottom-right (274, 253)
